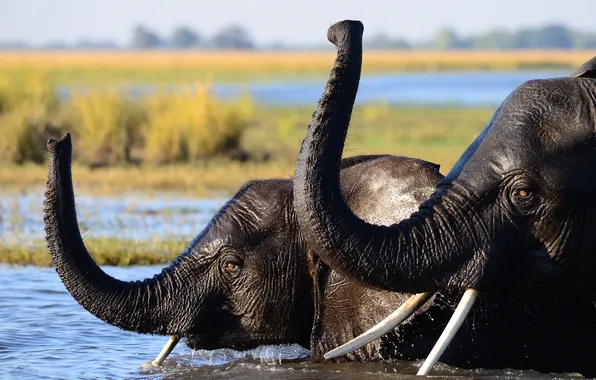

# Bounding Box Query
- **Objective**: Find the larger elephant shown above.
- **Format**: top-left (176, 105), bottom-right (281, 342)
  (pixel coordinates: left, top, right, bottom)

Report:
top-left (293, 20), bottom-right (596, 375)
top-left (45, 135), bottom-right (596, 375)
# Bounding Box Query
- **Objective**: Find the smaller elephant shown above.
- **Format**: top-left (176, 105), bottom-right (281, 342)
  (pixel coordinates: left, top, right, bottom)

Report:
top-left (45, 134), bottom-right (596, 376)
top-left (44, 134), bottom-right (439, 359)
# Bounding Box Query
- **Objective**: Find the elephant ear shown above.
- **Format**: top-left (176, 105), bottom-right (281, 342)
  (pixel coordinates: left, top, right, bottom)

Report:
top-left (572, 56), bottom-right (596, 78)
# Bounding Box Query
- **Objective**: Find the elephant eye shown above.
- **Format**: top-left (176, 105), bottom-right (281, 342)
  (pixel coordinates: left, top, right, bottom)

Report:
top-left (219, 248), bottom-right (243, 276)
top-left (223, 260), bottom-right (242, 275)
top-left (517, 189), bottom-right (530, 198)
top-left (514, 188), bottom-right (533, 202)
top-left (510, 185), bottom-right (538, 214)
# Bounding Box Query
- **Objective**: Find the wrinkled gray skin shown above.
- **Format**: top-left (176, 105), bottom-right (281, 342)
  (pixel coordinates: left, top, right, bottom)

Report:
top-left (46, 135), bottom-right (596, 375)
top-left (43, 137), bottom-right (435, 356)
top-left (294, 20), bottom-right (596, 375)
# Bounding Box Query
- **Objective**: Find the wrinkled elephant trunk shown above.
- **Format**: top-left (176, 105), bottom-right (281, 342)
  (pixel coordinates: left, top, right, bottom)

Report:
top-left (293, 21), bottom-right (481, 293)
top-left (44, 133), bottom-right (186, 335)
top-left (292, 20), bottom-right (493, 375)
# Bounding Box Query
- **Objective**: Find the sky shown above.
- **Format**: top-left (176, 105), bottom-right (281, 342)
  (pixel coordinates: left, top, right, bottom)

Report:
top-left (1, 0), bottom-right (594, 46)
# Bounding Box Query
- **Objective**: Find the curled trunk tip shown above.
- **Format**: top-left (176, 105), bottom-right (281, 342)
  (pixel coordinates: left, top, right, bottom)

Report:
top-left (327, 20), bottom-right (364, 47)
top-left (47, 132), bottom-right (71, 154)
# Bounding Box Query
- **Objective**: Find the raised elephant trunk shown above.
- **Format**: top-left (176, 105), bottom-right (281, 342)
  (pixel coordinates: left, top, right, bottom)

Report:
top-left (294, 20), bottom-right (485, 374)
top-left (293, 21), bottom-right (479, 294)
top-left (44, 133), bottom-right (187, 335)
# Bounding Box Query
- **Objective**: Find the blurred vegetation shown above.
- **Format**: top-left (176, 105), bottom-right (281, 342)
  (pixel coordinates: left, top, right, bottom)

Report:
top-left (0, 71), bottom-right (495, 196)
top-left (143, 85), bottom-right (253, 164)
top-left (0, 73), bottom-right (60, 164)
top-left (0, 47), bottom-right (581, 267)
top-left (0, 73), bottom-right (253, 167)
top-left (69, 90), bottom-right (145, 165)
top-left (4, 22), bottom-right (596, 50)
top-left (424, 24), bottom-right (596, 50)
top-left (0, 237), bottom-right (187, 267)
top-left (0, 50), bottom-right (590, 86)
top-left (366, 24), bottom-right (596, 50)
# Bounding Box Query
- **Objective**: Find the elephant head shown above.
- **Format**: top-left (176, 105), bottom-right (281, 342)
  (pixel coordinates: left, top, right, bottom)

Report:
top-left (293, 20), bottom-right (596, 372)
top-left (45, 133), bottom-right (314, 352)
top-left (44, 133), bottom-right (442, 362)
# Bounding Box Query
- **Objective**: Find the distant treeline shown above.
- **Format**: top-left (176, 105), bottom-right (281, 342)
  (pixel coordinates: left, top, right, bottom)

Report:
top-left (2, 23), bottom-right (596, 51)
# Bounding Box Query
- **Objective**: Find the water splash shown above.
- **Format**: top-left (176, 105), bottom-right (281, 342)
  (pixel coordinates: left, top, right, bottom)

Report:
top-left (183, 344), bottom-right (310, 367)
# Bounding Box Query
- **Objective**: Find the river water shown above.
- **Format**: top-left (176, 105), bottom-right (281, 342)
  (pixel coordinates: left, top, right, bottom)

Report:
top-left (57, 70), bottom-right (570, 107)
top-left (0, 190), bottom-right (585, 379)
top-left (1, 266), bottom-right (579, 379)
top-left (1, 190), bottom-right (226, 244)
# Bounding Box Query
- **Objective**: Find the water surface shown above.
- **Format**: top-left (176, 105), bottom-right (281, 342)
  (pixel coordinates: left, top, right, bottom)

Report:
top-left (57, 70), bottom-right (570, 107)
top-left (1, 265), bottom-right (580, 379)
top-left (1, 190), bottom-right (226, 244)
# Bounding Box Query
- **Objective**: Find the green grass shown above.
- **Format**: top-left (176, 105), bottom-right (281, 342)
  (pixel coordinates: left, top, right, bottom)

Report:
top-left (0, 105), bottom-right (495, 196)
top-left (1, 238), bottom-right (188, 267)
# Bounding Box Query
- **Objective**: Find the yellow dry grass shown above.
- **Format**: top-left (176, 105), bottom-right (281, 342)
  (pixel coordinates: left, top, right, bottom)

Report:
top-left (0, 50), bottom-right (591, 85)
top-left (0, 105), bottom-right (496, 197)
top-left (0, 50), bottom-right (593, 68)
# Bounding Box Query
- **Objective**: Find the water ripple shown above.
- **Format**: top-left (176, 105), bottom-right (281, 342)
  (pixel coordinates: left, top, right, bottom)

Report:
top-left (0, 191), bottom-right (227, 244)
top-left (0, 264), bottom-right (585, 379)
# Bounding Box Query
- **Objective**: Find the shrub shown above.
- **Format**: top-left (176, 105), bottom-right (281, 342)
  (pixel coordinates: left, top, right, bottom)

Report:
top-left (143, 83), bottom-right (252, 164)
top-left (0, 102), bottom-right (60, 164)
top-left (0, 72), bottom-right (59, 115)
top-left (68, 90), bottom-right (145, 166)
top-left (0, 75), bottom-right (253, 166)
top-left (0, 72), bottom-right (62, 164)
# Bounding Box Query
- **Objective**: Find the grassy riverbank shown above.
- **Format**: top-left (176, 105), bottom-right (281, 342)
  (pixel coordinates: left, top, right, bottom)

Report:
top-left (0, 105), bottom-right (495, 196)
top-left (0, 50), bottom-right (589, 85)
top-left (1, 238), bottom-right (188, 266)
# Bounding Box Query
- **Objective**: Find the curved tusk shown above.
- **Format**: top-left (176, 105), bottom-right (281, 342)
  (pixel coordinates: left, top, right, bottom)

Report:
top-left (417, 288), bottom-right (479, 376)
top-left (151, 335), bottom-right (180, 366)
top-left (324, 292), bottom-right (434, 359)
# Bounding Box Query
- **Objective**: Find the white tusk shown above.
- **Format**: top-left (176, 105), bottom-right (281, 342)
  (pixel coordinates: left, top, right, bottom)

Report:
top-left (151, 335), bottom-right (180, 366)
top-left (416, 288), bottom-right (479, 376)
top-left (324, 292), bottom-right (434, 359)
